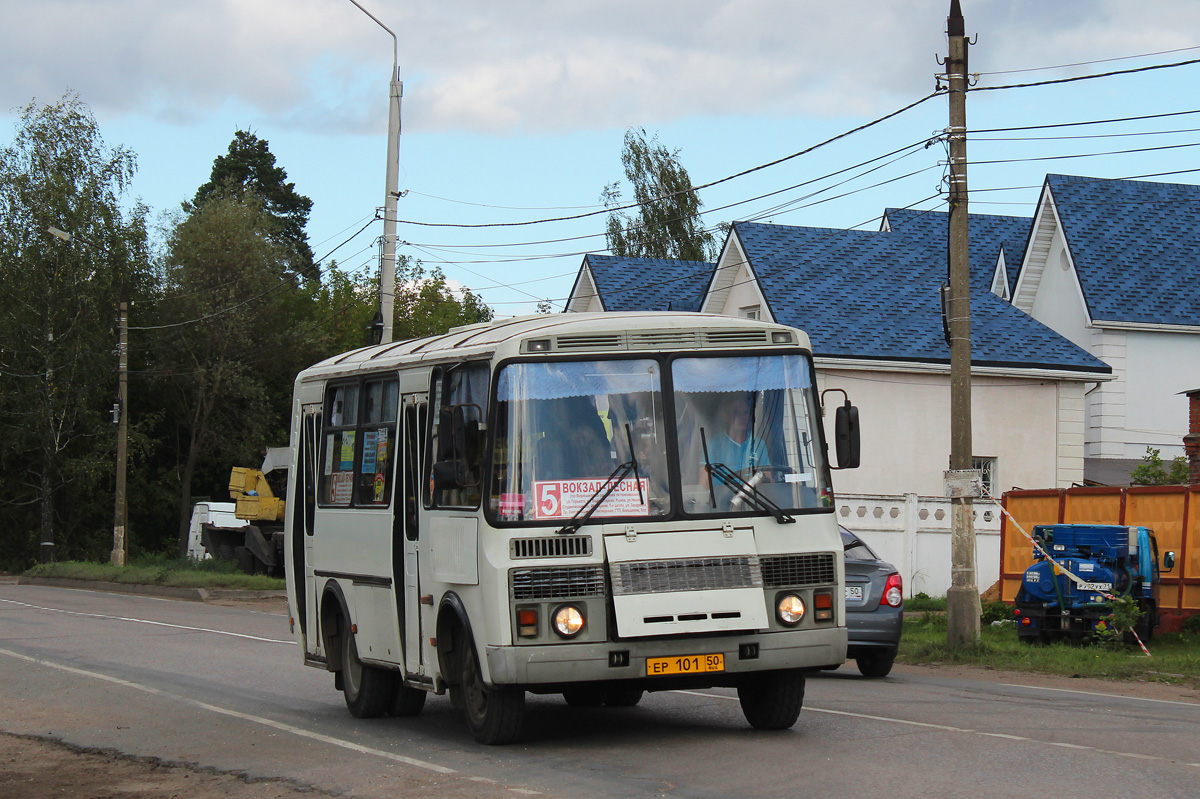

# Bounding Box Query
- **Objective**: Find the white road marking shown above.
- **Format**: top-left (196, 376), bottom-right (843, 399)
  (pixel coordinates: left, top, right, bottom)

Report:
top-left (0, 647), bottom-right (455, 775)
top-left (672, 689), bottom-right (1199, 768)
top-left (0, 597), bottom-right (294, 645)
top-left (997, 682), bottom-right (1200, 708)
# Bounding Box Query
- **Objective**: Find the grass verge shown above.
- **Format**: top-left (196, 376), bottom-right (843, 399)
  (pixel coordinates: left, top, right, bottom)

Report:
top-left (900, 612), bottom-right (1200, 686)
top-left (24, 557), bottom-right (284, 592)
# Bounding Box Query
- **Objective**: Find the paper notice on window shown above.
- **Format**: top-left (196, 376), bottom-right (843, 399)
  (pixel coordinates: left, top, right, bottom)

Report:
top-left (532, 478), bottom-right (649, 520)
top-left (330, 471), bottom-right (353, 505)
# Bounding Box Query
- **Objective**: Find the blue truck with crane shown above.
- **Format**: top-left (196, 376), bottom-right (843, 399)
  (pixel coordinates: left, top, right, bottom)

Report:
top-left (1014, 524), bottom-right (1175, 644)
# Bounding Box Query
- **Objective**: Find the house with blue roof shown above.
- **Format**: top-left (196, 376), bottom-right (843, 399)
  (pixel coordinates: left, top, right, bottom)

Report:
top-left (567, 214), bottom-right (1112, 501)
top-left (566, 254), bottom-right (712, 313)
top-left (1012, 174), bottom-right (1200, 484)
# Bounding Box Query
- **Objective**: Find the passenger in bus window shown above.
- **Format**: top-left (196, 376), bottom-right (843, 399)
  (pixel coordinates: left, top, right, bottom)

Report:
top-left (541, 396), bottom-right (613, 479)
top-left (704, 392), bottom-right (772, 474)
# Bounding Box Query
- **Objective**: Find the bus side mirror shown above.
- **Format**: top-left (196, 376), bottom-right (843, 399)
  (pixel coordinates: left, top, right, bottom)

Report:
top-left (436, 407), bottom-right (455, 462)
top-left (834, 403), bottom-right (860, 470)
top-left (1163, 551), bottom-right (1176, 573)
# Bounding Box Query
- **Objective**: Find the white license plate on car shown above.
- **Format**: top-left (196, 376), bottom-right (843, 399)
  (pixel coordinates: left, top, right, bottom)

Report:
top-left (845, 586), bottom-right (863, 601)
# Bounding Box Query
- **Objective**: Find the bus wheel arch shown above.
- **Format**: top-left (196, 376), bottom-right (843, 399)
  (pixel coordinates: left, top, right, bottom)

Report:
top-left (319, 581), bottom-right (350, 675)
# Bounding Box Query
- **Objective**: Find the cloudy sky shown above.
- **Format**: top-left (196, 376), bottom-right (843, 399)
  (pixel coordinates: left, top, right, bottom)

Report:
top-left (4, 0), bottom-right (1200, 313)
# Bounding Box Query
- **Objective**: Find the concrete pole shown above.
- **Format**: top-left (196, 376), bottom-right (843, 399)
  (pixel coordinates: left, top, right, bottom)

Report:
top-left (112, 289), bottom-right (129, 566)
top-left (381, 70), bottom-right (402, 344)
top-left (945, 0), bottom-right (981, 647)
top-left (347, 0), bottom-right (401, 344)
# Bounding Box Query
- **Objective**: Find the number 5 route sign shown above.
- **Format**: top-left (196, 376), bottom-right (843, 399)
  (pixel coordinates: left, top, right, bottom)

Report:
top-left (533, 478), bottom-right (649, 520)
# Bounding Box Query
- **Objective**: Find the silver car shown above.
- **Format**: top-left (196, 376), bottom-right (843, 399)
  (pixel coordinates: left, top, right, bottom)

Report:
top-left (841, 527), bottom-right (904, 678)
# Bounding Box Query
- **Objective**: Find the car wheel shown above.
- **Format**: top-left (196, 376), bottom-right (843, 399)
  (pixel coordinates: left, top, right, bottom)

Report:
top-left (562, 688), bottom-right (605, 707)
top-left (603, 688), bottom-right (643, 707)
top-left (855, 649), bottom-right (896, 679)
top-left (737, 670), bottom-right (805, 730)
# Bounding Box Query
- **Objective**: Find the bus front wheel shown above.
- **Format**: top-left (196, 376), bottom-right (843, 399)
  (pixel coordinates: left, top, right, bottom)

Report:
top-left (458, 630), bottom-right (524, 745)
top-left (737, 670), bottom-right (805, 730)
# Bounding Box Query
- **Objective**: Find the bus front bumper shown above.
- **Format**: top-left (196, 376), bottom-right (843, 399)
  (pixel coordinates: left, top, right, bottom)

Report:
top-left (484, 626), bottom-right (847, 688)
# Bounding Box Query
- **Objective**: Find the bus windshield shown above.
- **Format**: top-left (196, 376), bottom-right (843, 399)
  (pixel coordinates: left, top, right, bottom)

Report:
top-left (491, 359), bottom-right (670, 523)
top-left (489, 353), bottom-right (829, 524)
top-left (673, 354), bottom-right (828, 514)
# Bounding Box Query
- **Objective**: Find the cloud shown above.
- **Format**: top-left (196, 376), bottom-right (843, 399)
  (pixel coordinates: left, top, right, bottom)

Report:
top-left (4, 0), bottom-right (1200, 135)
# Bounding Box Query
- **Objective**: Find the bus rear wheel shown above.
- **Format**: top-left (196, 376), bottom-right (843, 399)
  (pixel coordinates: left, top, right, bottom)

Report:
top-left (459, 630), bottom-right (524, 745)
top-left (737, 670), bottom-right (805, 730)
top-left (341, 623), bottom-right (393, 718)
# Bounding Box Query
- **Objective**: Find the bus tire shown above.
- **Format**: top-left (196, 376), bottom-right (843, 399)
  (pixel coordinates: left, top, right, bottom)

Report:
top-left (603, 688), bottom-right (644, 707)
top-left (390, 683), bottom-right (428, 717)
top-left (737, 669), bottom-right (805, 730)
top-left (341, 623), bottom-right (393, 718)
top-left (459, 629), bottom-right (524, 745)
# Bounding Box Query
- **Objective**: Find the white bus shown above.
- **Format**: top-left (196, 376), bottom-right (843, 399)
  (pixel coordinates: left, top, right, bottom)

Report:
top-left (283, 312), bottom-right (859, 744)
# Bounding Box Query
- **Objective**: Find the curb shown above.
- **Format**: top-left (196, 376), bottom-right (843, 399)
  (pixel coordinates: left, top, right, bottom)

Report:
top-left (13, 576), bottom-right (285, 602)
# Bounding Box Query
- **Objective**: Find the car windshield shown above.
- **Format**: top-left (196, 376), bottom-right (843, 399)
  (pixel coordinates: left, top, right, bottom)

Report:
top-left (841, 529), bottom-right (879, 560)
top-left (673, 354), bottom-right (829, 515)
top-left (490, 359), bottom-right (669, 523)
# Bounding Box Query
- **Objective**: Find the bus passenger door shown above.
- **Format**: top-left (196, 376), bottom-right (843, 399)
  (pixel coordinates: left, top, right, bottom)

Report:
top-left (400, 396), bottom-right (427, 675)
top-left (299, 405), bottom-right (321, 653)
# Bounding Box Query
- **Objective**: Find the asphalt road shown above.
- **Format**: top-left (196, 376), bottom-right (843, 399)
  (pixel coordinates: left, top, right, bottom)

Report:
top-left (1, 583), bottom-right (1198, 799)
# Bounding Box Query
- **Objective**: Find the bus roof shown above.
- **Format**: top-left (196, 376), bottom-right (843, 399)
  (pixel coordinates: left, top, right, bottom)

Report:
top-left (297, 311), bottom-right (811, 380)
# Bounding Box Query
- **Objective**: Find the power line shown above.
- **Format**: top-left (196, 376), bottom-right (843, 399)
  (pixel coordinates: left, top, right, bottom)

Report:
top-left (391, 91), bottom-right (946, 230)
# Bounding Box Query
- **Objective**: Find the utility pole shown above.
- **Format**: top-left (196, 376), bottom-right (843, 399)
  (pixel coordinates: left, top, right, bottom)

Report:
top-left (112, 287), bottom-right (129, 566)
top-left (47, 225), bottom-right (129, 566)
top-left (348, 0), bottom-right (401, 344)
top-left (944, 0), bottom-right (981, 647)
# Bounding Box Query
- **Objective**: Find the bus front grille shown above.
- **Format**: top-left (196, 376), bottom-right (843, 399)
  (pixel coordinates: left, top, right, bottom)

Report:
top-left (760, 553), bottom-right (837, 587)
top-left (510, 566), bottom-right (606, 599)
top-left (610, 556), bottom-right (763, 596)
top-left (510, 535), bottom-right (593, 559)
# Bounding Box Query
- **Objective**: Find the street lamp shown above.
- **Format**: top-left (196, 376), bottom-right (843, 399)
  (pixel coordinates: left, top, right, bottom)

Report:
top-left (47, 226), bottom-right (129, 567)
top-left (347, 0), bottom-right (402, 344)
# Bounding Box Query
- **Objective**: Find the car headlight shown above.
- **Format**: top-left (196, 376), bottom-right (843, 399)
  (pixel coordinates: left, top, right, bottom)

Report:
top-left (552, 604), bottom-right (585, 638)
top-left (776, 593), bottom-right (806, 626)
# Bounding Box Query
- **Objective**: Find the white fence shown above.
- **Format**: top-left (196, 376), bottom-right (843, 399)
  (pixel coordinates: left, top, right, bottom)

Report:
top-left (835, 493), bottom-right (1004, 598)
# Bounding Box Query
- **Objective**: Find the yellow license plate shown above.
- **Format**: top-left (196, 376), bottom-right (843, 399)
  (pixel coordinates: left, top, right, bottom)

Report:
top-left (646, 653), bottom-right (725, 676)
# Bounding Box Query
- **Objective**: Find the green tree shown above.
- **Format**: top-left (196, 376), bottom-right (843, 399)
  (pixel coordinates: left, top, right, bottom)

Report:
top-left (155, 191), bottom-right (298, 552)
top-left (602, 127), bottom-right (718, 262)
top-left (189, 130), bottom-right (315, 278)
top-left (393, 258), bottom-right (492, 339)
top-left (0, 94), bottom-right (150, 567)
top-left (1129, 446), bottom-right (1189, 486)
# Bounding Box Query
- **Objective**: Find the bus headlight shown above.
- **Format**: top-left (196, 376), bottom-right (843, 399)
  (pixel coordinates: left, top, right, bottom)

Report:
top-left (552, 604), bottom-right (585, 638)
top-left (776, 593), bottom-right (806, 626)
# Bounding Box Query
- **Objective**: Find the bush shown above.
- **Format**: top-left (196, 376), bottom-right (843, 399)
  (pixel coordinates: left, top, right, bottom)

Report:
top-left (905, 592), bottom-right (946, 612)
top-left (1183, 614), bottom-right (1200, 635)
top-left (981, 599), bottom-right (1012, 624)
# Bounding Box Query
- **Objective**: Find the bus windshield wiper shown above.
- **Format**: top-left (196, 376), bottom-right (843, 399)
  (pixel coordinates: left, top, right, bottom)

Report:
top-left (557, 424), bottom-right (643, 535)
top-left (700, 428), bottom-right (795, 524)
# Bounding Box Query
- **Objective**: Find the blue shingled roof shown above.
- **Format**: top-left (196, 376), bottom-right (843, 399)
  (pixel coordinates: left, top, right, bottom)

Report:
top-left (734, 221), bottom-right (1110, 373)
top-left (1043, 174), bottom-right (1200, 326)
top-left (583, 254), bottom-right (713, 312)
top-left (883, 207), bottom-right (1031, 295)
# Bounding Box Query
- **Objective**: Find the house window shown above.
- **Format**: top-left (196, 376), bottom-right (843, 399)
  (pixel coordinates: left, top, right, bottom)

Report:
top-left (739, 305), bottom-right (761, 320)
top-left (973, 457), bottom-right (997, 497)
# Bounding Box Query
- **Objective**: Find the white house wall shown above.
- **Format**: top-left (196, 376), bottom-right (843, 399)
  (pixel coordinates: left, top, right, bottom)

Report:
top-left (1028, 232), bottom-right (1092, 350)
top-left (818, 368), bottom-right (1074, 497)
top-left (1117, 329), bottom-right (1199, 459)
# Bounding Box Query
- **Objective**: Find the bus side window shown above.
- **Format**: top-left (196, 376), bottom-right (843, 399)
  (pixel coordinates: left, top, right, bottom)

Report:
top-left (428, 363), bottom-right (488, 509)
top-left (356, 377), bottom-right (399, 506)
top-left (320, 382), bottom-right (358, 507)
top-left (404, 402), bottom-right (423, 540)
